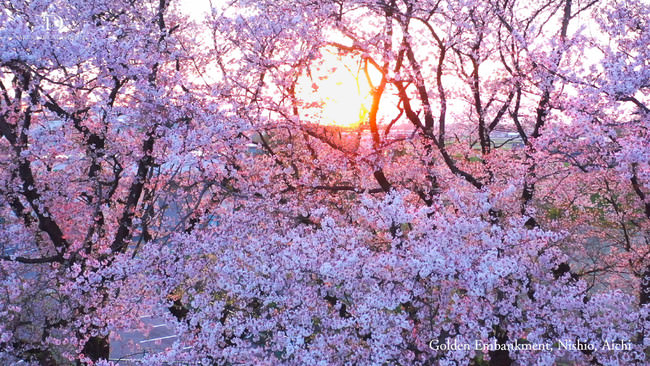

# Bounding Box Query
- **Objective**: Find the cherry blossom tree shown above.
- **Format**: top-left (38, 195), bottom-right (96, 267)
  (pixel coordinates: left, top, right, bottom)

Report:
top-left (1, 0), bottom-right (649, 365)
top-left (0, 0), bottom-right (234, 363)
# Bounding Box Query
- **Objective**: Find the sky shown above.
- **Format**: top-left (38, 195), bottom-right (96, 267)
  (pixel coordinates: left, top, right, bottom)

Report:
top-left (177, 0), bottom-right (379, 128)
top-left (180, 0), bottom-right (216, 20)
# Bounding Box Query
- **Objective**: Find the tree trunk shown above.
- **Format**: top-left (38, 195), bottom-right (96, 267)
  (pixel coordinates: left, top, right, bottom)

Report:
top-left (488, 328), bottom-right (513, 366)
top-left (641, 265), bottom-right (650, 305)
top-left (79, 336), bottom-right (109, 364)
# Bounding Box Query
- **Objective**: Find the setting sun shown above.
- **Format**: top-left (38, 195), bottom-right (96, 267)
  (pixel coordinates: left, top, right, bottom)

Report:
top-left (296, 50), bottom-right (374, 129)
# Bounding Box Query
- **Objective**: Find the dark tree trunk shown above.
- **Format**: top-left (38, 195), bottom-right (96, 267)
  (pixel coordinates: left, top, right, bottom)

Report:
top-left (78, 336), bottom-right (109, 364)
top-left (488, 328), bottom-right (513, 366)
top-left (24, 348), bottom-right (57, 366)
top-left (641, 265), bottom-right (650, 306)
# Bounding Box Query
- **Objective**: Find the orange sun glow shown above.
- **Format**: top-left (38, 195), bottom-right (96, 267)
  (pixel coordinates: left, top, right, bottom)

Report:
top-left (296, 50), bottom-right (377, 129)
